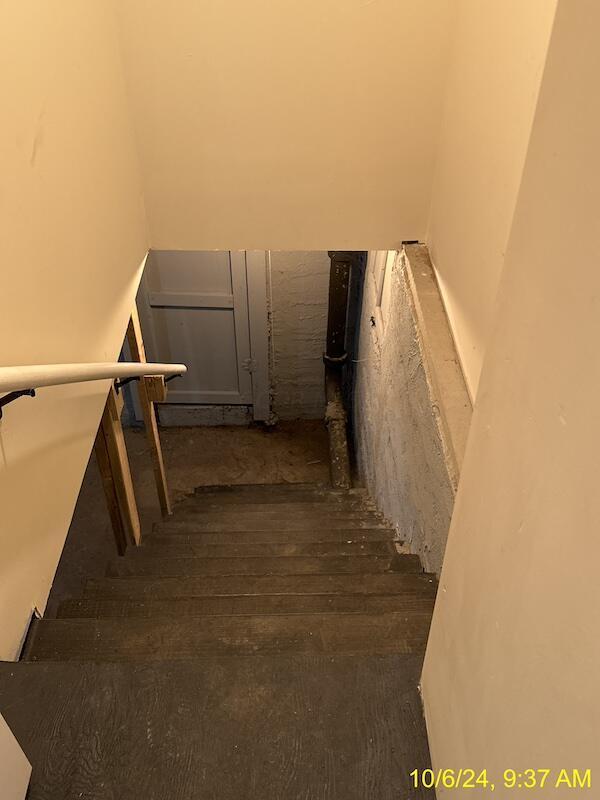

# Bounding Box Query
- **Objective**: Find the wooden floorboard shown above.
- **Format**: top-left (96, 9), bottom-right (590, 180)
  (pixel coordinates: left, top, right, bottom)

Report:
top-left (187, 486), bottom-right (371, 506)
top-left (0, 656), bottom-right (434, 799)
top-left (153, 518), bottom-right (390, 533)
top-left (25, 612), bottom-right (432, 661)
top-left (168, 514), bottom-right (386, 531)
top-left (187, 493), bottom-right (369, 506)
top-left (175, 505), bottom-right (380, 517)
top-left (150, 525), bottom-right (394, 542)
top-left (192, 482), bottom-right (367, 495)
top-left (85, 572), bottom-right (438, 599)
top-left (107, 553), bottom-right (422, 578)
top-left (136, 538), bottom-right (395, 557)
top-left (58, 594), bottom-right (437, 619)
top-left (179, 500), bottom-right (376, 514)
top-left (12, 481), bottom-right (437, 797)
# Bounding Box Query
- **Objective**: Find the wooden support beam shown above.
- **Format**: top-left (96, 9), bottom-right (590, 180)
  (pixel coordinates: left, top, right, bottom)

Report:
top-left (95, 386), bottom-right (141, 553)
top-left (145, 375), bottom-right (167, 403)
top-left (126, 306), bottom-right (172, 516)
top-left (94, 427), bottom-right (128, 556)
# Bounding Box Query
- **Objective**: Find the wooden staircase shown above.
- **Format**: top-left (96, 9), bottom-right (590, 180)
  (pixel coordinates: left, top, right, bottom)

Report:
top-left (0, 483), bottom-right (438, 798)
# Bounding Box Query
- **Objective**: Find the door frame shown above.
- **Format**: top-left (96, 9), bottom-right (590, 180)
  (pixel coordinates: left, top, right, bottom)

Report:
top-left (136, 250), bottom-right (271, 422)
top-left (245, 250), bottom-right (270, 422)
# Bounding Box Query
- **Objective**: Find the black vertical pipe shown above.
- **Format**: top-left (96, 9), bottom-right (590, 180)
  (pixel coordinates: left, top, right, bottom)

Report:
top-left (325, 251), bottom-right (354, 365)
top-left (324, 251), bottom-right (360, 488)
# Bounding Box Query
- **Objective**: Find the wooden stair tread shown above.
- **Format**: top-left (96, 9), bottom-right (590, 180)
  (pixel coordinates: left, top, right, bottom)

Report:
top-left (85, 572), bottom-right (437, 599)
top-left (170, 509), bottom-right (383, 522)
top-left (107, 553), bottom-right (422, 577)
top-left (58, 594), bottom-right (436, 619)
top-left (24, 612), bottom-right (433, 661)
top-left (135, 539), bottom-right (395, 557)
top-left (3, 475), bottom-right (438, 795)
top-left (150, 525), bottom-right (393, 541)
top-left (178, 500), bottom-right (375, 514)
top-left (152, 517), bottom-right (389, 532)
top-left (169, 505), bottom-right (389, 530)
top-left (187, 485), bottom-right (370, 506)
top-left (192, 482), bottom-right (367, 495)
top-left (194, 482), bottom-right (330, 491)
top-left (0, 656), bottom-right (433, 799)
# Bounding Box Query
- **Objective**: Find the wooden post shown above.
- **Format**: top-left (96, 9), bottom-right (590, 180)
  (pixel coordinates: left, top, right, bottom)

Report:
top-left (95, 385), bottom-right (141, 553)
top-left (94, 426), bottom-right (128, 555)
top-left (126, 306), bottom-right (172, 516)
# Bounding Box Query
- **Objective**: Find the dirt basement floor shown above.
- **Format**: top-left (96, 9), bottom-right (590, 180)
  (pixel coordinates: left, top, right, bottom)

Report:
top-left (46, 421), bottom-right (330, 617)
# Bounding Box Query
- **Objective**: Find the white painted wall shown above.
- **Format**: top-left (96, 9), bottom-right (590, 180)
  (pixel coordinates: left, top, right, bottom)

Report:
top-left (115, 0), bottom-right (454, 250)
top-left (0, 1), bottom-right (148, 659)
top-left (113, 0), bottom-right (560, 395)
top-left (270, 252), bottom-right (330, 419)
top-left (423, 0), bottom-right (600, 778)
top-left (427, 0), bottom-right (557, 398)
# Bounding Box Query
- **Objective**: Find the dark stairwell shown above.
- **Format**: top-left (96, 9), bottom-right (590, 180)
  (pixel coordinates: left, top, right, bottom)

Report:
top-left (0, 470), bottom-right (437, 798)
top-left (0, 252), bottom-right (439, 798)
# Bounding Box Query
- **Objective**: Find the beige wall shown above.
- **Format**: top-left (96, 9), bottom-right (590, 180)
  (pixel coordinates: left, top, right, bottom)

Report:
top-left (0, 713), bottom-right (30, 800)
top-left (0, 1), bottom-right (148, 659)
top-left (115, 0), bottom-right (453, 250)
top-left (422, 0), bottom-right (600, 783)
top-left (427, 0), bottom-right (557, 398)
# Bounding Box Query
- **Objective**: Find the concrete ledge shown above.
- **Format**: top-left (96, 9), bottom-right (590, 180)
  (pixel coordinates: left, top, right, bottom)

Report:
top-left (403, 244), bottom-right (472, 489)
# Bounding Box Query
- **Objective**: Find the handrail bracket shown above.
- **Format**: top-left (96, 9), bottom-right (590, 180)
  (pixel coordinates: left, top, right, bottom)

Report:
top-left (0, 389), bottom-right (36, 420)
top-left (114, 373), bottom-right (181, 394)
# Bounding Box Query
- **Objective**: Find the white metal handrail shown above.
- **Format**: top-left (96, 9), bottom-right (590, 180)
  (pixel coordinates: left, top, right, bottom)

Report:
top-left (0, 362), bottom-right (187, 418)
top-left (0, 362), bottom-right (186, 394)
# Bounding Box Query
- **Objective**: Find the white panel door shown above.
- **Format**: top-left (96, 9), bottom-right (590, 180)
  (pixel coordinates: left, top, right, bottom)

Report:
top-left (138, 251), bottom-right (269, 416)
top-left (0, 713), bottom-right (31, 800)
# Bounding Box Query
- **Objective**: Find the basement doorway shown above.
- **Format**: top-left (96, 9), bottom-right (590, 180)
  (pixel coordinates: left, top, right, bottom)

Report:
top-left (131, 250), bottom-right (270, 425)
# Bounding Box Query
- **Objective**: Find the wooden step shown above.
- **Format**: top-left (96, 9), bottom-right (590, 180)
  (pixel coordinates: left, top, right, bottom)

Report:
top-left (194, 482), bottom-right (327, 492)
top-left (177, 500), bottom-right (375, 514)
top-left (106, 553), bottom-right (422, 578)
top-left (172, 509), bottom-right (383, 522)
top-left (136, 539), bottom-right (395, 558)
top-left (187, 487), bottom-right (371, 506)
top-left (58, 594), bottom-right (437, 619)
top-left (151, 525), bottom-right (393, 541)
top-left (152, 516), bottom-right (388, 532)
top-left (149, 522), bottom-right (394, 545)
top-left (24, 612), bottom-right (432, 661)
top-left (192, 483), bottom-right (367, 497)
top-left (0, 656), bottom-right (433, 798)
top-left (85, 572), bottom-right (437, 599)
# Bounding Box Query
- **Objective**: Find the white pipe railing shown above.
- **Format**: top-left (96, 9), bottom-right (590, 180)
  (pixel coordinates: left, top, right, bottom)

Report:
top-left (0, 362), bottom-right (187, 394)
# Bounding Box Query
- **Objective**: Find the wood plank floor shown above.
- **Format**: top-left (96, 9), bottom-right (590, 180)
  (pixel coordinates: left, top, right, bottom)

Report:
top-left (3, 482), bottom-right (437, 798)
top-left (83, 571), bottom-right (438, 599)
top-left (25, 613), bottom-right (433, 661)
top-left (0, 656), bottom-right (435, 800)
